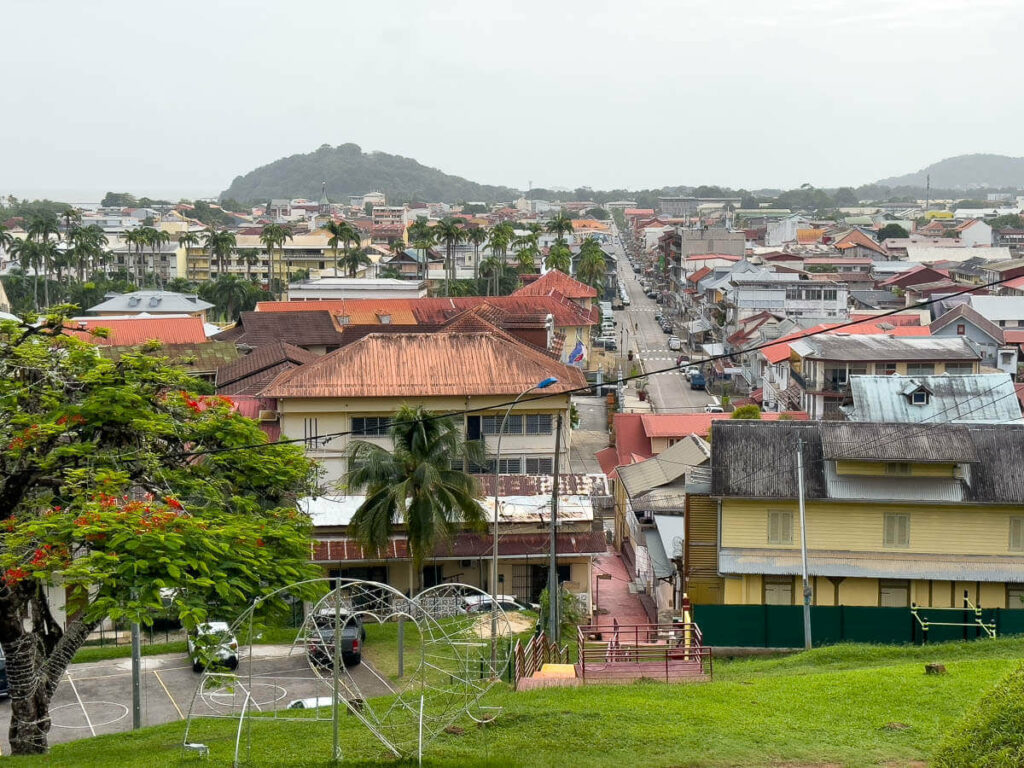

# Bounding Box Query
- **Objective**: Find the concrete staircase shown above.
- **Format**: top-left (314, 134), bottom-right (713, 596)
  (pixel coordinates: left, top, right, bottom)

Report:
top-left (515, 663), bottom-right (582, 690)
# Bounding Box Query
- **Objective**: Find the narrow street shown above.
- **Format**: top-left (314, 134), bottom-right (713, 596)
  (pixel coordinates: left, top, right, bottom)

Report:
top-left (607, 232), bottom-right (715, 413)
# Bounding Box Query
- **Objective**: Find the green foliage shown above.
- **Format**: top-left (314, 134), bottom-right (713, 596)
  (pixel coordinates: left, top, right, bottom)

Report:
top-left (222, 142), bottom-right (519, 204)
top-left (198, 274), bottom-right (270, 321)
top-left (877, 223), bottom-right (909, 240)
top-left (344, 405), bottom-right (486, 569)
top-left (954, 199), bottom-right (993, 210)
top-left (460, 202), bottom-right (488, 214)
top-left (586, 207), bottom-right (610, 220)
top-left (610, 208), bottom-right (626, 230)
top-left (576, 236), bottom-right (607, 291)
top-left (539, 584), bottom-right (586, 640)
top-left (934, 664), bottom-right (1024, 768)
top-left (989, 214), bottom-right (1024, 229)
top-left (0, 314), bottom-right (320, 753)
top-left (730, 405), bottom-right (762, 419)
top-left (101, 192), bottom-right (137, 207)
top-left (545, 243), bottom-right (572, 273)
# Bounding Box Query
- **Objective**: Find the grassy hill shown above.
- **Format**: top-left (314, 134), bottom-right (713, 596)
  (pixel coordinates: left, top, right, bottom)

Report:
top-left (221, 143), bottom-right (519, 206)
top-left (12, 636), bottom-right (1024, 767)
top-left (876, 153), bottom-right (1024, 190)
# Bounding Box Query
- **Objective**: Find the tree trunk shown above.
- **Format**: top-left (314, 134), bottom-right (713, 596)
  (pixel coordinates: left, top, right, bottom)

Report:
top-left (0, 587), bottom-right (97, 755)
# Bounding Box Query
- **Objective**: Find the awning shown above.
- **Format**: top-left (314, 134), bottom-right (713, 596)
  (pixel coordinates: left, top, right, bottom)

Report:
top-left (719, 547), bottom-right (1024, 582)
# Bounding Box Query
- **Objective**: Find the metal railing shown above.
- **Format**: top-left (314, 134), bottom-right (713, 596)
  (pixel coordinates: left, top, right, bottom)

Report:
top-left (512, 630), bottom-right (570, 689)
top-left (576, 619), bottom-right (712, 683)
top-left (911, 592), bottom-right (998, 643)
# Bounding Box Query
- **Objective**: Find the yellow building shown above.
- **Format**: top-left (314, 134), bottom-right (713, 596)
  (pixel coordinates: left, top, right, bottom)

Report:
top-left (710, 420), bottom-right (1024, 609)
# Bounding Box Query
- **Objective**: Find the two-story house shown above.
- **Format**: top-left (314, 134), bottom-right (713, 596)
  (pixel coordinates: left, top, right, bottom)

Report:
top-left (711, 420), bottom-right (1024, 609)
top-left (262, 324), bottom-right (587, 486)
top-left (788, 335), bottom-right (981, 419)
top-left (930, 303), bottom-right (1019, 376)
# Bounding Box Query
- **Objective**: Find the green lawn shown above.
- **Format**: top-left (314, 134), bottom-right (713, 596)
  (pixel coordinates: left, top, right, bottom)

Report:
top-left (14, 637), bottom-right (1024, 767)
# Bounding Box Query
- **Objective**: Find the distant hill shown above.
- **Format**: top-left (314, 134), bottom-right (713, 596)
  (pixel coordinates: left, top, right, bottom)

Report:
top-left (221, 143), bottom-right (519, 205)
top-left (876, 154), bottom-right (1024, 190)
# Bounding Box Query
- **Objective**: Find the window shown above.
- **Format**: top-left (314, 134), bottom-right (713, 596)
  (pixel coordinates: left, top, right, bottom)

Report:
top-left (303, 417), bottom-right (319, 447)
top-left (351, 416), bottom-right (389, 436)
top-left (886, 462), bottom-right (912, 476)
top-left (879, 579), bottom-right (910, 607)
top-left (822, 289), bottom-right (837, 302)
top-left (337, 315), bottom-right (351, 325)
top-left (944, 362), bottom-right (974, 374)
top-left (1008, 584), bottom-right (1024, 609)
top-left (486, 458), bottom-right (522, 474)
top-left (956, 324), bottom-right (966, 335)
top-left (767, 510), bottom-right (793, 545)
top-left (1001, 352), bottom-right (1014, 365)
top-left (878, 362), bottom-right (898, 375)
top-left (525, 413), bottom-right (553, 435)
top-left (525, 457), bottom-right (553, 475)
top-left (1011, 517), bottom-right (1024, 552)
top-left (883, 513), bottom-right (910, 547)
top-left (906, 363), bottom-right (935, 376)
top-left (763, 576), bottom-right (794, 605)
top-left (482, 415), bottom-right (523, 435)
top-left (911, 391), bottom-right (928, 405)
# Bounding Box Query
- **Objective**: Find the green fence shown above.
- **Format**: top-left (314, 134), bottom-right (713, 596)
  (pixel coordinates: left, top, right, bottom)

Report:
top-left (692, 605), bottom-right (1024, 648)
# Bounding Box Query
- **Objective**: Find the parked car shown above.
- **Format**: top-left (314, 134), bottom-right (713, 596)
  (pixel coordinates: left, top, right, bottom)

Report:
top-left (187, 621), bottom-right (239, 673)
top-left (690, 372), bottom-right (706, 390)
top-left (595, 335), bottom-right (618, 350)
top-left (684, 366), bottom-right (700, 380)
top-left (661, 323), bottom-right (673, 334)
top-left (307, 611), bottom-right (365, 668)
top-left (704, 405), bottom-right (725, 414)
top-left (461, 594), bottom-right (538, 613)
top-left (676, 356), bottom-right (689, 368)
top-left (668, 336), bottom-right (681, 351)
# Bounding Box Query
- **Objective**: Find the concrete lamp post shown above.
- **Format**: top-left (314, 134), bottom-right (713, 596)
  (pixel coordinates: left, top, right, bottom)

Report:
top-left (490, 376), bottom-right (558, 674)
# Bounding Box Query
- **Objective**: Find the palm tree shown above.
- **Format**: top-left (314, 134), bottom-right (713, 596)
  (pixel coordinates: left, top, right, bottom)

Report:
top-left (546, 211), bottom-right (575, 244)
top-left (464, 226), bottom-right (487, 281)
top-left (69, 225), bottom-right (108, 283)
top-left (27, 214), bottom-right (59, 308)
top-left (9, 240), bottom-right (40, 309)
top-left (512, 231), bottom-right (540, 274)
top-left (238, 248), bottom-right (261, 280)
top-left (576, 236), bottom-right (607, 293)
top-left (150, 229), bottom-right (171, 289)
top-left (378, 265), bottom-right (403, 280)
top-left (202, 229), bottom-right (237, 279)
top-left (544, 243), bottom-right (572, 273)
top-left (178, 231), bottom-right (201, 281)
top-left (206, 274), bottom-right (259, 321)
top-left (485, 222), bottom-right (514, 297)
top-left (407, 217), bottom-right (434, 281)
top-left (433, 218), bottom-right (465, 296)
top-left (323, 220), bottom-right (362, 278)
top-left (344, 405), bottom-right (485, 573)
top-left (0, 224), bottom-right (15, 258)
top-left (259, 223), bottom-right (293, 299)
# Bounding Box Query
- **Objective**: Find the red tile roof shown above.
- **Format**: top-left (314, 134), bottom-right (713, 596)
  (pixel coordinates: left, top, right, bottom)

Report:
top-left (262, 329), bottom-right (587, 398)
top-left (639, 411), bottom-right (808, 438)
top-left (834, 228), bottom-right (888, 256)
top-left (687, 266), bottom-right (713, 284)
top-left (64, 317), bottom-right (208, 346)
top-left (511, 269), bottom-right (597, 299)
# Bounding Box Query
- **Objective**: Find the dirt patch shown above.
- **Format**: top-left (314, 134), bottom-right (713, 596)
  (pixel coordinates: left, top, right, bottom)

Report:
top-left (472, 612), bottom-right (535, 638)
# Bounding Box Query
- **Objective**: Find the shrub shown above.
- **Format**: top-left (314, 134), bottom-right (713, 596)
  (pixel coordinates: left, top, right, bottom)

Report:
top-left (933, 663), bottom-right (1024, 767)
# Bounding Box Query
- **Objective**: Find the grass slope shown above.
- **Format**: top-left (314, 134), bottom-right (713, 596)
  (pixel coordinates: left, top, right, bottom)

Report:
top-left (12, 638), bottom-right (1024, 767)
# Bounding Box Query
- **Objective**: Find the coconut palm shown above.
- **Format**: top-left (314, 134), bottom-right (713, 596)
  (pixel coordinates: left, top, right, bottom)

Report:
top-left (464, 226), bottom-right (487, 281)
top-left (546, 211), bottom-right (575, 244)
top-left (344, 405), bottom-right (485, 572)
top-left (203, 229), bottom-right (237, 279)
top-left (27, 214), bottom-right (60, 307)
top-left (8, 240), bottom-right (40, 309)
top-left (259, 223), bottom-right (293, 299)
top-left (68, 225), bottom-right (108, 283)
top-left (576, 236), bottom-right (607, 292)
top-left (544, 243), bottom-right (572, 273)
top-left (433, 217), bottom-right (465, 295)
top-left (206, 273), bottom-right (260, 321)
top-left (323, 220), bottom-right (364, 278)
top-left (178, 231), bottom-right (201, 281)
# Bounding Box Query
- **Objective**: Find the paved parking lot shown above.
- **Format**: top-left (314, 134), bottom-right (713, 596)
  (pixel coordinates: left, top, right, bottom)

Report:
top-left (0, 645), bottom-right (393, 753)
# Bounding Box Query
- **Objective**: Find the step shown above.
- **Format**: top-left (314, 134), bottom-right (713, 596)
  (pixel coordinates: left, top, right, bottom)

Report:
top-left (533, 663), bottom-right (577, 679)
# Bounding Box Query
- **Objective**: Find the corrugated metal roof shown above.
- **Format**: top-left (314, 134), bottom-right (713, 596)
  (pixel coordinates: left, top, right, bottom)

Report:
top-left (720, 547), bottom-right (1024, 582)
top-left (791, 334), bottom-right (980, 362)
top-left (101, 341), bottom-right (240, 372)
top-left (819, 422), bottom-right (979, 463)
top-left (86, 290), bottom-right (213, 314)
top-left (263, 330), bottom-right (587, 398)
top-left (969, 295), bottom-right (1024, 323)
top-left (618, 435), bottom-right (709, 497)
top-left (844, 373), bottom-right (1023, 423)
top-left (645, 529), bottom-right (674, 580)
top-left (823, 461), bottom-right (966, 502)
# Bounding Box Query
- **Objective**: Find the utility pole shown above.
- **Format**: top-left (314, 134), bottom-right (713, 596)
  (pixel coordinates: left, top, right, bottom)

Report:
top-left (131, 620), bottom-right (141, 730)
top-left (548, 412), bottom-right (563, 643)
top-left (797, 438), bottom-right (812, 650)
top-left (925, 174), bottom-right (931, 219)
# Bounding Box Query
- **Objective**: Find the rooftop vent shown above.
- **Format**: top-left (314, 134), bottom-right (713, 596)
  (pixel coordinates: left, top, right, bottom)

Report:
top-left (127, 296), bottom-right (141, 306)
top-left (148, 297), bottom-right (162, 307)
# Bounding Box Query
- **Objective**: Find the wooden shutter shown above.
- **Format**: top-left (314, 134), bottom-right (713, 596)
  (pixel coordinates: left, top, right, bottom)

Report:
top-left (1011, 518), bottom-right (1024, 552)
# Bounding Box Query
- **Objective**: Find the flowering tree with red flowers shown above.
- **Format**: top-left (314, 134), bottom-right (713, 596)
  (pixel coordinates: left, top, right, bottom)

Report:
top-left (0, 310), bottom-right (320, 754)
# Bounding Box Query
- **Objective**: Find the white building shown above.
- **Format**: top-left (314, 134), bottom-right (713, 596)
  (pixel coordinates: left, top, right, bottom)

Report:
top-left (285, 277), bottom-right (429, 301)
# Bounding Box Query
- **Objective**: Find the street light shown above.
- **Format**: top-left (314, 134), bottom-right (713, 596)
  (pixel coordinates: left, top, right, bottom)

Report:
top-left (491, 376), bottom-right (558, 674)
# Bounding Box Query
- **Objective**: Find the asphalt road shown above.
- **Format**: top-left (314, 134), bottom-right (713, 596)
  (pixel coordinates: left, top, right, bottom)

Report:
top-left (0, 645), bottom-right (393, 753)
top-left (609, 238), bottom-right (715, 413)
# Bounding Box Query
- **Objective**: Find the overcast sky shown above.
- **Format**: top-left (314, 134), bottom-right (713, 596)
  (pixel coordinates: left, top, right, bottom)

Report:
top-left (3, 0), bottom-right (1021, 200)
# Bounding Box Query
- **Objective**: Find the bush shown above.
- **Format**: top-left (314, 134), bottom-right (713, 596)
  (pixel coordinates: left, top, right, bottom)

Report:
top-left (933, 663), bottom-right (1024, 767)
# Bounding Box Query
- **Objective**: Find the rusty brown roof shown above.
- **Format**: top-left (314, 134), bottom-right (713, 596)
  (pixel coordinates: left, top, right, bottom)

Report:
top-left (511, 269), bottom-right (597, 299)
top-left (262, 330), bottom-right (587, 398)
top-left (216, 341), bottom-right (319, 395)
top-left (213, 311), bottom-right (344, 348)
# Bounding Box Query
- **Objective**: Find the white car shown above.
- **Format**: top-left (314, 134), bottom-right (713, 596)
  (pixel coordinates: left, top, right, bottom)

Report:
top-left (684, 366), bottom-right (700, 380)
top-left (704, 405), bottom-right (725, 414)
top-left (461, 594), bottom-right (537, 613)
top-left (668, 336), bottom-right (681, 351)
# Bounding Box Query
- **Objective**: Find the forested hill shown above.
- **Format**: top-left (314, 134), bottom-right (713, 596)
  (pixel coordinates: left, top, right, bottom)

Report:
top-left (876, 154), bottom-right (1024, 190)
top-left (221, 143), bottom-right (519, 205)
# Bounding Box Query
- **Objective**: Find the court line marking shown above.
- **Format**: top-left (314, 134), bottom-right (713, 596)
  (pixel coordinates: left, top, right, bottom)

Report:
top-left (152, 671), bottom-right (184, 720)
top-left (65, 673), bottom-right (96, 737)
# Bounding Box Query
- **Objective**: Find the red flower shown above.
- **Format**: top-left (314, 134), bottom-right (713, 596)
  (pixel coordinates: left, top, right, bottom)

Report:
top-left (255, 538), bottom-right (265, 548)
top-left (3, 568), bottom-right (28, 586)
top-left (165, 497), bottom-right (183, 511)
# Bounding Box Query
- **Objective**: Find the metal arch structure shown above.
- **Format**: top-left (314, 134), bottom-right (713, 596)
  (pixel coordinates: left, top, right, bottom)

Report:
top-left (182, 578), bottom-right (513, 765)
